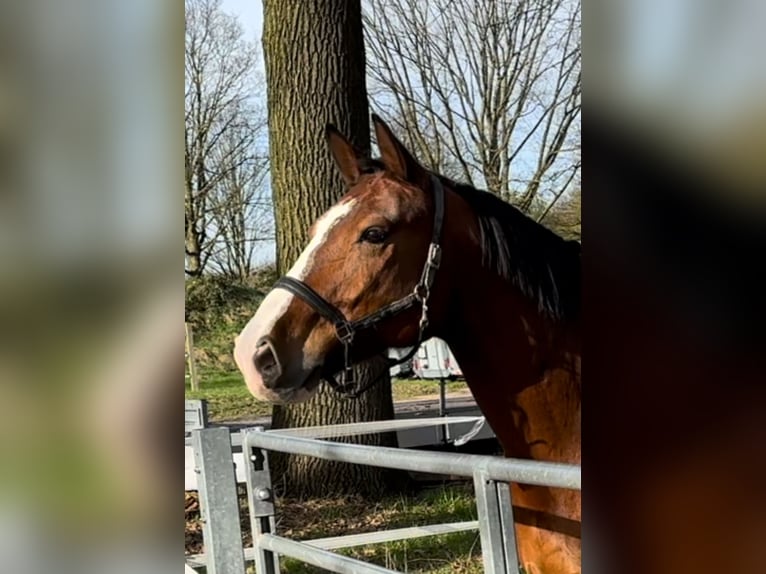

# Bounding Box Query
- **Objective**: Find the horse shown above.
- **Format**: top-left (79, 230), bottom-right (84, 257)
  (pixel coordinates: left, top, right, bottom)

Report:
top-left (234, 115), bottom-right (581, 574)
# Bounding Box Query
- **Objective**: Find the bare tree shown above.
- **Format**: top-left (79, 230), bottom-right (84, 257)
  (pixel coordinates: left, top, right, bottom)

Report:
top-left (363, 0), bottom-right (580, 213)
top-left (540, 187), bottom-right (581, 240)
top-left (206, 119), bottom-right (273, 278)
top-left (538, 121), bottom-right (580, 239)
top-left (185, 0), bottom-right (270, 277)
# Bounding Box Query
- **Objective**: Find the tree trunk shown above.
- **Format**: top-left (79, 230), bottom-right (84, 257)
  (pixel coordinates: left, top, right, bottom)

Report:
top-left (263, 0), bottom-right (408, 498)
top-left (184, 184), bottom-right (203, 277)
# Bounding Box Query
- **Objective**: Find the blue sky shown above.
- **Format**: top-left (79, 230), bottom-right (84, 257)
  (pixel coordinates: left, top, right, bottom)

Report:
top-left (221, 0), bottom-right (262, 51)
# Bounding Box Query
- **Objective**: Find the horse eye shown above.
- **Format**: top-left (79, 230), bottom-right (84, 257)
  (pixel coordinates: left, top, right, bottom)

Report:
top-left (360, 226), bottom-right (387, 244)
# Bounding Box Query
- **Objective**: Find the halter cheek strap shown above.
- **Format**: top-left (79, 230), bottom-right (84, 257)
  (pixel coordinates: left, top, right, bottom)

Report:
top-left (271, 174), bottom-right (446, 398)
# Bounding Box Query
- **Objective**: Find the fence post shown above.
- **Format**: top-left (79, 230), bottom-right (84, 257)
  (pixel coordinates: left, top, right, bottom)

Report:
top-left (185, 321), bottom-right (200, 391)
top-left (438, 378), bottom-right (448, 444)
top-left (242, 427), bottom-right (280, 574)
top-left (473, 471), bottom-right (520, 574)
top-left (192, 427), bottom-right (246, 574)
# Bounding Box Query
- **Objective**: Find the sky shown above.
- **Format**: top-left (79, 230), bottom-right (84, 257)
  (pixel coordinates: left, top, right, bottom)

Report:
top-left (222, 0), bottom-right (766, 152)
top-left (221, 0), bottom-right (262, 51)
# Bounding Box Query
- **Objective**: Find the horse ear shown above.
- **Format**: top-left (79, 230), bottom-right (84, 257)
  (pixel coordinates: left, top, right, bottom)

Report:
top-left (325, 124), bottom-right (363, 185)
top-left (372, 114), bottom-right (428, 186)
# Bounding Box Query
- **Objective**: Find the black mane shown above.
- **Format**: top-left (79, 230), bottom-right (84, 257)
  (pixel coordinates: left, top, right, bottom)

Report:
top-left (358, 159), bottom-right (580, 322)
top-left (442, 177), bottom-right (581, 323)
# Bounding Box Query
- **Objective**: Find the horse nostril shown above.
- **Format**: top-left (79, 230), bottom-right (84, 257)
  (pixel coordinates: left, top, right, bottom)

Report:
top-left (253, 336), bottom-right (282, 386)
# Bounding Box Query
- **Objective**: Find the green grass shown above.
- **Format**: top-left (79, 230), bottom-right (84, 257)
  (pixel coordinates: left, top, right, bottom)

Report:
top-left (279, 530), bottom-right (481, 573)
top-left (186, 370), bottom-right (470, 422)
top-left (186, 370), bottom-right (272, 420)
top-left (391, 379), bottom-right (468, 401)
top-left (276, 485), bottom-right (483, 573)
top-left (188, 483), bottom-right (483, 573)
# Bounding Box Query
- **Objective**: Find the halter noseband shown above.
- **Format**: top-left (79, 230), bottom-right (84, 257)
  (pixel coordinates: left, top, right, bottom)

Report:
top-left (271, 174), bottom-right (446, 398)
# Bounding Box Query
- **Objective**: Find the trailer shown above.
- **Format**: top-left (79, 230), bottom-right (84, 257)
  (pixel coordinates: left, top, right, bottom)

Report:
top-left (387, 346), bottom-right (415, 378)
top-left (412, 337), bottom-right (463, 379)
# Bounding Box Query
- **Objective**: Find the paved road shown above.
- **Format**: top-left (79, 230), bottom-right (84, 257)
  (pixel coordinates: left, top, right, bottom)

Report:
top-left (219, 394), bottom-right (481, 431)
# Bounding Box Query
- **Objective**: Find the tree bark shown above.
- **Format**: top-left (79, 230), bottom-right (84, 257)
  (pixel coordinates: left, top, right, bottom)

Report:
top-left (184, 182), bottom-right (203, 277)
top-left (263, 0), bottom-right (408, 498)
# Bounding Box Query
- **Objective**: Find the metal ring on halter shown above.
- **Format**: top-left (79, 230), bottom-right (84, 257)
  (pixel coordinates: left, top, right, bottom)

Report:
top-left (426, 243), bottom-right (442, 269)
top-left (414, 283), bottom-right (430, 302)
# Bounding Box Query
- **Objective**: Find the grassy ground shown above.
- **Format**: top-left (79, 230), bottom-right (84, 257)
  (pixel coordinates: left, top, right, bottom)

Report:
top-left (186, 483), bottom-right (483, 573)
top-left (186, 370), bottom-right (470, 422)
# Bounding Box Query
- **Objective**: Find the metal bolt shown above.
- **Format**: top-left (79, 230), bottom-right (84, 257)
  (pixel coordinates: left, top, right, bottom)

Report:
top-left (255, 488), bottom-right (271, 501)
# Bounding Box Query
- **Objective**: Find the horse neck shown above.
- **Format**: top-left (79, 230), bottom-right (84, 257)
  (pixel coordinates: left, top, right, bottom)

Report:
top-left (441, 271), bottom-right (581, 465)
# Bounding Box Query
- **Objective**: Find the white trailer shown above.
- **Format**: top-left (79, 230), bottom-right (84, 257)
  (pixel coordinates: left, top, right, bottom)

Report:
top-left (412, 337), bottom-right (463, 379)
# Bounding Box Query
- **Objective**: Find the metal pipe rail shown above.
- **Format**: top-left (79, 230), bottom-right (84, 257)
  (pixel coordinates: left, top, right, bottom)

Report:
top-left (261, 415), bottom-right (483, 439)
top-left (258, 534), bottom-right (399, 574)
top-left (186, 416), bottom-right (487, 448)
top-left (243, 428), bottom-right (581, 490)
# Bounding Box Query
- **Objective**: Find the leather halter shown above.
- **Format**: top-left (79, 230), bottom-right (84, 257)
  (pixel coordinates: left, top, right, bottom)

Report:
top-left (271, 174), bottom-right (446, 398)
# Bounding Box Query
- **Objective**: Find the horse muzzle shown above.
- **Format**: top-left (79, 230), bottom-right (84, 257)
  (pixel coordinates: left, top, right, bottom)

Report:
top-left (234, 333), bottom-right (321, 403)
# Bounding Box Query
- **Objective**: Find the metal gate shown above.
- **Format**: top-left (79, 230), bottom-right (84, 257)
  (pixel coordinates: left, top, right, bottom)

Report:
top-left (186, 417), bottom-right (581, 574)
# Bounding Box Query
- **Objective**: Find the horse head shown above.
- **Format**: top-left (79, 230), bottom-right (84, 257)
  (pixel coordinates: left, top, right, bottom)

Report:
top-left (234, 116), bottom-right (462, 402)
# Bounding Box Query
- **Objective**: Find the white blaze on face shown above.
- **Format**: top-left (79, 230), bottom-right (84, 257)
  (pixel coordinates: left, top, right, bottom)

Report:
top-left (234, 199), bottom-right (357, 396)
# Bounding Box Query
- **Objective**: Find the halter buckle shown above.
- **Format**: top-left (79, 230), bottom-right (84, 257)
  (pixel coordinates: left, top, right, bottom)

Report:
top-left (340, 342), bottom-right (355, 392)
top-left (426, 243), bottom-right (442, 270)
top-left (340, 368), bottom-right (355, 391)
top-left (334, 322), bottom-right (354, 344)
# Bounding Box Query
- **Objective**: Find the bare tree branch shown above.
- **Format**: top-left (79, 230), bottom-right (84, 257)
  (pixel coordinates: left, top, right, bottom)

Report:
top-left (363, 0), bottom-right (581, 213)
top-left (185, 0), bottom-right (271, 278)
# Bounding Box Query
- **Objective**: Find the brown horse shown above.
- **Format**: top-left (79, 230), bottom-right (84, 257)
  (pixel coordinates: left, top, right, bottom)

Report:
top-left (234, 115), bottom-right (581, 574)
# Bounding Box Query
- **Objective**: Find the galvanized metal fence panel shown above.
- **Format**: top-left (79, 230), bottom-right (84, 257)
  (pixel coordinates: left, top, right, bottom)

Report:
top-left (186, 521), bottom-right (481, 567)
top-left (190, 418), bottom-right (581, 574)
top-left (258, 534), bottom-right (400, 574)
top-left (261, 415), bottom-right (483, 439)
top-left (242, 427), bottom-right (280, 574)
top-left (474, 471), bottom-right (520, 573)
top-left (304, 520), bottom-right (479, 550)
top-left (243, 429), bottom-right (581, 489)
top-left (190, 427), bottom-right (246, 574)
top-left (185, 399), bottom-right (208, 434)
